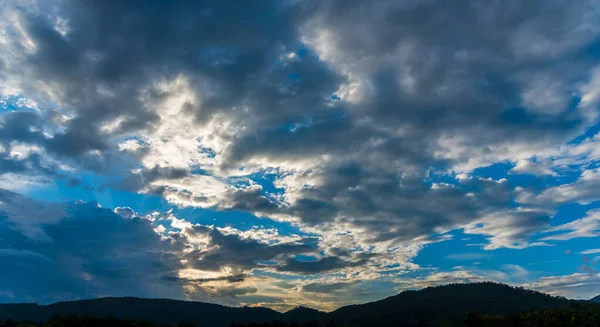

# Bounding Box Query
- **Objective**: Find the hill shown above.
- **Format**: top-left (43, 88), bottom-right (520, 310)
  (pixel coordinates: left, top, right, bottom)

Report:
top-left (328, 282), bottom-right (570, 326)
top-left (0, 283), bottom-right (573, 327)
top-left (0, 297), bottom-right (283, 327)
top-left (591, 295), bottom-right (600, 303)
top-left (283, 306), bottom-right (325, 323)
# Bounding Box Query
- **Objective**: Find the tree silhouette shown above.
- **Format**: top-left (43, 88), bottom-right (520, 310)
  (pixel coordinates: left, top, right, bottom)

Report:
top-left (464, 311), bottom-right (484, 327)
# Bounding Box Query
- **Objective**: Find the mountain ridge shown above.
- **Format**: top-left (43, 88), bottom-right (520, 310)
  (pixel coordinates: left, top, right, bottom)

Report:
top-left (327, 282), bottom-right (570, 326)
top-left (0, 282), bottom-right (585, 327)
top-left (282, 305), bottom-right (325, 323)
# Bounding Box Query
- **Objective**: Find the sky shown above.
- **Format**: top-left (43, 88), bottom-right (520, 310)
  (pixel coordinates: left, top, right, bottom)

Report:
top-left (1, 0), bottom-right (600, 312)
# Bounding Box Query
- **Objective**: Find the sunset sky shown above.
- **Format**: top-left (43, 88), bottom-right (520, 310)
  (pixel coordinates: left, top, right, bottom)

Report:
top-left (1, 0), bottom-right (600, 312)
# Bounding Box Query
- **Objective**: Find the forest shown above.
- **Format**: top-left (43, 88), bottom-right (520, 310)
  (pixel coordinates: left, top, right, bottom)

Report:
top-left (1, 283), bottom-right (599, 327)
top-left (2, 301), bottom-right (600, 327)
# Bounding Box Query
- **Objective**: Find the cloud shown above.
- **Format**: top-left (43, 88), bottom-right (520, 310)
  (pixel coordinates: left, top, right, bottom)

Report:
top-left (581, 249), bottom-right (600, 255)
top-left (2, 0), bottom-right (600, 308)
top-left (181, 224), bottom-right (316, 274)
top-left (396, 270), bottom-right (488, 290)
top-left (0, 188), bottom-right (66, 241)
top-left (1, 0), bottom-right (598, 248)
top-left (523, 273), bottom-right (600, 300)
top-left (518, 169), bottom-right (600, 206)
top-left (505, 131), bottom-right (600, 180)
top-left (463, 208), bottom-right (554, 250)
top-left (445, 253), bottom-right (493, 261)
top-left (277, 255), bottom-right (372, 275)
top-left (510, 159), bottom-right (558, 177)
top-left (396, 264), bottom-right (533, 292)
top-left (0, 189), bottom-right (184, 303)
top-left (0, 190), bottom-right (325, 307)
top-left (302, 281), bottom-right (359, 294)
top-left (541, 209), bottom-right (600, 241)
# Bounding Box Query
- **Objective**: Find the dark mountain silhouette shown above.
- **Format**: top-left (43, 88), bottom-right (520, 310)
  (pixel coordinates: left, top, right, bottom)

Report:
top-left (327, 282), bottom-right (570, 326)
top-left (591, 294), bottom-right (600, 303)
top-left (0, 298), bottom-right (282, 327)
top-left (0, 283), bottom-right (579, 327)
top-left (283, 306), bottom-right (325, 323)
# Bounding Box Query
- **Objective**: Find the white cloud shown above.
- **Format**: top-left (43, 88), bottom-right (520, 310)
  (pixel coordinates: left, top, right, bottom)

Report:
top-left (518, 73), bottom-right (570, 115)
top-left (578, 66), bottom-right (600, 121)
top-left (580, 249), bottom-right (600, 255)
top-left (524, 273), bottom-right (600, 300)
top-left (518, 168), bottom-right (600, 206)
top-left (463, 208), bottom-right (553, 250)
top-left (541, 209), bottom-right (600, 241)
top-left (510, 159), bottom-right (557, 176)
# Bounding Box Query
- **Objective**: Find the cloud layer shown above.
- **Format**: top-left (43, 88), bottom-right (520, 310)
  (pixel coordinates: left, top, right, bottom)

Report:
top-left (1, 0), bottom-right (600, 309)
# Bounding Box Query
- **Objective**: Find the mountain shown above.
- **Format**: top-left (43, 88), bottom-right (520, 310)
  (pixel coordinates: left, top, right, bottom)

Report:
top-left (283, 306), bottom-right (325, 323)
top-left (0, 283), bottom-right (572, 327)
top-left (592, 295), bottom-right (600, 303)
top-left (0, 297), bottom-right (283, 327)
top-left (327, 282), bottom-right (570, 327)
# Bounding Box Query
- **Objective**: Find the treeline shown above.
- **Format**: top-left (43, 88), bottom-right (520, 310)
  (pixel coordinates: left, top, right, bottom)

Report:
top-left (465, 302), bottom-right (600, 327)
top-left (0, 315), bottom-right (194, 327)
top-left (230, 321), bottom-right (336, 327)
top-left (1, 301), bottom-right (599, 327)
top-left (0, 315), bottom-right (335, 327)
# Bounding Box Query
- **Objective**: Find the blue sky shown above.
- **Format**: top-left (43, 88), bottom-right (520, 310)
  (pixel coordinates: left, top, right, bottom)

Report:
top-left (1, 0), bottom-right (600, 312)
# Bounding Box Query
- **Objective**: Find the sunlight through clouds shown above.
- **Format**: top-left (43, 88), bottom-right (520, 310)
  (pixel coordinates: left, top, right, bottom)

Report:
top-left (1, 0), bottom-right (600, 309)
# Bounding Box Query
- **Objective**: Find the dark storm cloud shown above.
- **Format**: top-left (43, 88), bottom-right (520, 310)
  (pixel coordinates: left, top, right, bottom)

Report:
top-left (182, 225), bottom-right (315, 272)
top-left (0, 111), bottom-right (46, 149)
top-left (1, 0), bottom-right (342, 178)
top-left (118, 165), bottom-right (190, 191)
top-left (199, 1), bottom-right (598, 245)
top-left (0, 152), bottom-right (57, 177)
top-left (161, 274), bottom-right (247, 285)
top-left (2, 0), bottom-right (600, 309)
top-left (277, 255), bottom-right (372, 275)
top-left (3, 0), bottom-right (598, 154)
top-left (183, 283), bottom-right (259, 301)
top-left (218, 186), bottom-right (282, 213)
top-left (239, 165), bottom-right (516, 244)
top-left (2, 0), bottom-right (599, 253)
top-left (44, 120), bottom-right (109, 158)
top-left (0, 110), bottom-right (109, 172)
top-left (66, 177), bottom-right (81, 187)
top-left (10, 0), bottom-right (326, 129)
top-left (302, 281), bottom-right (360, 294)
top-left (0, 154), bottom-right (27, 173)
top-left (291, 0), bottom-right (597, 169)
top-left (0, 190), bottom-right (319, 304)
top-left (0, 190), bottom-right (184, 303)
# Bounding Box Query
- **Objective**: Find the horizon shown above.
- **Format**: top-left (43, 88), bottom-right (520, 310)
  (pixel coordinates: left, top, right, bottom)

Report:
top-left (0, 281), bottom-right (581, 313)
top-left (2, 0), bottom-right (600, 313)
